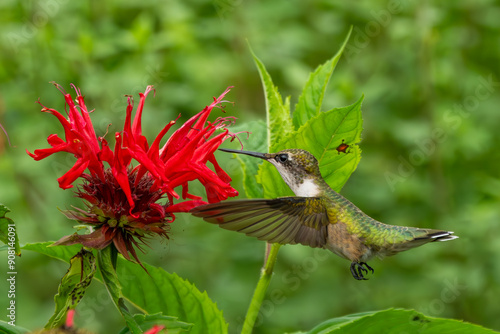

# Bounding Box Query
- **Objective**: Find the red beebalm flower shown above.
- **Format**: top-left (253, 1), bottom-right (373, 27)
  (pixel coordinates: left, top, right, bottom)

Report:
top-left (27, 83), bottom-right (240, 264)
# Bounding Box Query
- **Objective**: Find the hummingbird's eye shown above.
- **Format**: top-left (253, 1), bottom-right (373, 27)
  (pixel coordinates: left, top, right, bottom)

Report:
top-left (276, 154), bottom-right (288, 163)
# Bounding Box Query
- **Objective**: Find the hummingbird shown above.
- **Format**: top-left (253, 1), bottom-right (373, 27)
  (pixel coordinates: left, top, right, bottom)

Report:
top-left (191, 148), bottom-right (457, 280)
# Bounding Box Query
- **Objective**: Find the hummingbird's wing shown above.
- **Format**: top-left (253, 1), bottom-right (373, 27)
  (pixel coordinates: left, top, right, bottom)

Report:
top-left (190, 198), bottom-right (330, 248)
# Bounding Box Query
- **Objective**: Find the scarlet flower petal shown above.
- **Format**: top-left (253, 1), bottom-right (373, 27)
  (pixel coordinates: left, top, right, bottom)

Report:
top-left (165, 200), bottom-right (207, 213)
top-left (46, 134), bottom-right (66, 147)
top-left (57, 158), bottom-right (90, 189)
top-left (98, 138), bottom-right (114, 163)
top-left (208, 154), bottom-right (232, 184)
top-left (132, 86), bottom-right (155, 138)
top-left (112, 133), bottom-right (134, 209)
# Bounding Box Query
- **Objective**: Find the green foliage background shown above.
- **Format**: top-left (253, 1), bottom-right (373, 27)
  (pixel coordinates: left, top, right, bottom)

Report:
top-left (0, 1), bottom-right (499, 333)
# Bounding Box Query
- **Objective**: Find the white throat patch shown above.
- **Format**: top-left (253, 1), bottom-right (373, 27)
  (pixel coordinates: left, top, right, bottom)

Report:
top-left (293, 178), bottom-right (321, 197)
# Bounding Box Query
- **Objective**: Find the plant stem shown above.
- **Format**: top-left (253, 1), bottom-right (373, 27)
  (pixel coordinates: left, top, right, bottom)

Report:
top-left (97, 245), bottom-right (142, 334)
top-left (241, 242), bottom-right (281, 334)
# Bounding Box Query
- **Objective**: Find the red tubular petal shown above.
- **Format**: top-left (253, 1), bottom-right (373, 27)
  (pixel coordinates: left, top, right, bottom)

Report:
top-left (57, 158), bottom-right (90, 189)
top-left (149, 203), bottom-right (166, 217)
top-left (208, 154), bottom-right (232, 183)
top-left (42, 107), bottom-right (74, 139)
top-left (123, 95), bottom-right (134, 138)
top-left (126, 142), bottom-right (167, 185)
top-left (113, 133), bottom-right (134, 209)
top-left (160, 113), bottom-right (200, 161)
top-left (165, 200), bottom-right (207, 213)
top-left (192, 86), bottom-right (232, 131)
top-left (64, 92), bottom-right (99, 154)
top-left (46, 134), bottom-right (66, 147)
top-left (160, 86), bottom-right (231, 162)
top-left (26, 143), bottom-right (69, 160)
top-left (29, 85), bottom-right (106, 189)
top-left (162, 126), bottom-right (212, 173)
top-left (181, 182), bottom-right (203, 200)
top-left (73, 87), bottom-right (100, 154)
top-left (98, 138), bottom-right (114, 165)
top-left (166, 172), bottom-right (198, 189)
top-left (132, 86), bottom-right (155, 138)
top-left (192, 131), bottom-right (227, 163)
top-left (149, 120), bottom-right (176, 159)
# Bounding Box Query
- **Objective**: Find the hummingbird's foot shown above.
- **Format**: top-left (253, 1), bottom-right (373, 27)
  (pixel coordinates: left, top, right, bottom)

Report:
top-left (350, 262), bottom-right (375, 280)
top-left (360, 262), bottom-right (374, 274)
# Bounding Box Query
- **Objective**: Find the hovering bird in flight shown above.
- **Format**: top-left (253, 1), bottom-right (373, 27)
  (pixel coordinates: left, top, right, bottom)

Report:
top-left (191, 148), bottom-right (457, 280)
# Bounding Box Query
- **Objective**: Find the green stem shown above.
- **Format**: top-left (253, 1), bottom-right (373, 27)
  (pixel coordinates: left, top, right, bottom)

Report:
top-left (97, 245), bottom-right (142, 334)
top-left (241, 242), bottom-right (281, 334)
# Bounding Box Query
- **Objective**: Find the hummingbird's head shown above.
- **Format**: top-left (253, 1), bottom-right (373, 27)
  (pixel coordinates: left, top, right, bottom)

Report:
top-left (219, 148), bottom-right (322, 197)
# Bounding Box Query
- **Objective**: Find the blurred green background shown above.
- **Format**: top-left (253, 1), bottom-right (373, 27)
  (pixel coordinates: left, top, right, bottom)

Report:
top-left (1, 0), bottom-right (500, 333)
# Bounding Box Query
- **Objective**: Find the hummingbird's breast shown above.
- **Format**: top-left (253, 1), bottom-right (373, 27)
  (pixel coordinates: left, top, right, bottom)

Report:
top-left (325, 222), bottom-right (373, 262)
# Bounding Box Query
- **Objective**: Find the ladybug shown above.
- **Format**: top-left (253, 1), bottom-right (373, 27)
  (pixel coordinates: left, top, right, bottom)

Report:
top-left (336, 139), bottom-right (350, 154)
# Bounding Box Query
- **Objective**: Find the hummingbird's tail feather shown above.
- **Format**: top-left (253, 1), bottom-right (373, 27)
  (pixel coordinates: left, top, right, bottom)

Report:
top-left (376, 227), bottom-right (458, 256)
top-left (416, 230), bottom-right (458, 242)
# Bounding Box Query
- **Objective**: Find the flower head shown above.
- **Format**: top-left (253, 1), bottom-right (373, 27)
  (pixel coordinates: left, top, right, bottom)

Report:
top-left (28, 83), bottom-right (239, 264)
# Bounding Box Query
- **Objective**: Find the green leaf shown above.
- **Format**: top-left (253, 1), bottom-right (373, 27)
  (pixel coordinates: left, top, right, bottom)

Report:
top-left (23, 242), bottom-right (83, 262)
top-left (97, 246), bottom-right (142, 334)
top-left (293, 27), bottom-right (352, 129)
top-left (23, 242), bottom-right (227, 334)
top-left (250, 47), bottom-right (293, 151)
top-left (0, 204), bottom-right (20, 255)
top-left (288, 96), bottom-right (364, 192)
top-left (258, 96), bottom-right (363, 198)
top-left (295, 309), bottom-right (498, 334)
top-left (0, 321), bottom-right (29, 334)
top-left (246, 31), bottom-right (362, 199)
top-left (227, 120), bottom-right (267, 198)
top-left (46, 248), bottom-right (96, 329)
top-left (118, 313), bottom-right (192, 334)
top-left (118, 261), bottom-right (228, 334)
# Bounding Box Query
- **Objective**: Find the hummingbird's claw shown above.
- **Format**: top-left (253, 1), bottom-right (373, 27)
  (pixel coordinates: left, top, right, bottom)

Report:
top-left (360, 262), bottom-right (374, 274)
top-left (350, 262), bottom-right (375, 280)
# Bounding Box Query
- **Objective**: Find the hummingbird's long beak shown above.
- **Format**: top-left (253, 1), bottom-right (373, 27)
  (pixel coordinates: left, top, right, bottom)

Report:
top-left (219, 148), bottom-right (269, 160)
